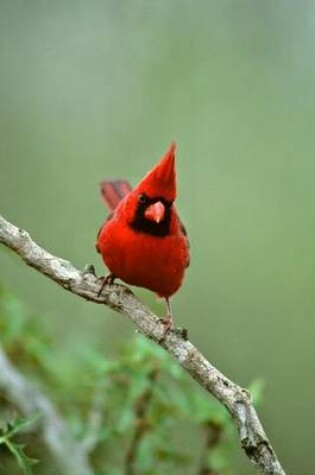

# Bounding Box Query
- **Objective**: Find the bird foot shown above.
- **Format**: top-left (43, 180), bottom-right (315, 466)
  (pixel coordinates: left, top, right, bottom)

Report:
top-left (160, 315), bottom-right (174, 336)
top-left (158, 318), bottom-right (189, 341)
top-left (97, 273), bottom-right (115, 297)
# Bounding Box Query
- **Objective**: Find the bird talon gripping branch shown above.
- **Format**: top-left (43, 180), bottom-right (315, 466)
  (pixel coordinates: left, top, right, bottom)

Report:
top-left (95, 144), bottom-right (190, 326)
top-left (97, 273), bottom-right (116, 297)
top-left (161, 315), bottom-right (174, 335)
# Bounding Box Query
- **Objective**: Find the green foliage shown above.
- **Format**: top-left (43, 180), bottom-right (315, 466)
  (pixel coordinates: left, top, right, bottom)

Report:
top-left (0, 287), bottom-right (264, 474)
top-left (0, 415), bottom-right (38, 475)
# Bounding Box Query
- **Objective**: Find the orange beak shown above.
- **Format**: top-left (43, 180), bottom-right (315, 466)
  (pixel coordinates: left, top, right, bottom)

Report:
top-left (144, 201), bottom-right (165, 223)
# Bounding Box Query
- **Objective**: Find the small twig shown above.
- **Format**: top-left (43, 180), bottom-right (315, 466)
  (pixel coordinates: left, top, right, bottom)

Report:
top-left (0, 214), bottom-right (286, 475)
top-left (198, 421), bottom-right (223, 475)
top-left (124, 368), bottom-right (159, 475)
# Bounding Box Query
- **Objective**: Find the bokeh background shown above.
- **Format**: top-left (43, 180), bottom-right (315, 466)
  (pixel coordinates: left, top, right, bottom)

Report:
top-left (1, 1), bottom-right (315, 473)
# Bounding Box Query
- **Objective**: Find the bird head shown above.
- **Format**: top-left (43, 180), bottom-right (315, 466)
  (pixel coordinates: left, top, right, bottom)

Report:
top-left (125, 143), bottom-right (177, 236)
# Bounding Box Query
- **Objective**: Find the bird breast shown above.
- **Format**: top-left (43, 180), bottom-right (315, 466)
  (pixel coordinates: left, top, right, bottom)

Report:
top-left (97, 218), bottom-right (189, 297)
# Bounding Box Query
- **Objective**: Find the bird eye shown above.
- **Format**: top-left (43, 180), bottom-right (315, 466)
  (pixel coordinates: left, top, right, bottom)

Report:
top-left (138, 194), bottom-right (147, 204)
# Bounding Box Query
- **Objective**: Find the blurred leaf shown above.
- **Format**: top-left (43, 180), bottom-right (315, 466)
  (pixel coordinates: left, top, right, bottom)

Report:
top-left (0, 288), bottom-right (26, 342)
top-left (4, 442), bottom-right (37, 475)
top-left (116, 407), bottom-right (135, 434)
top-left (206, 448), bottom-right (230, 471)
top-left (0, 414), bottom-right (39, 475)
top-left (190, 388), bottom-right (229, 426)
top-left (247, 379), bottom-right (264, 407)
top-left (3, 414), bottom-right (40, 439)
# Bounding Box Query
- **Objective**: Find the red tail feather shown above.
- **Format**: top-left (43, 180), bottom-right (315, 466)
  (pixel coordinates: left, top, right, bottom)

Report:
top-left (100, 180), bottom-right (132, 211)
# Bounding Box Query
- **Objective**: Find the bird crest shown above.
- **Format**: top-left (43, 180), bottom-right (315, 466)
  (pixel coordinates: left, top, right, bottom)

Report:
top-left (137, 143), bottom-right (177, 202)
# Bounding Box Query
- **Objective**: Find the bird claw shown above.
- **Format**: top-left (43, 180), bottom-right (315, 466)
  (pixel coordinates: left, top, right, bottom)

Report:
top-left (160, 315), bottom-right (174, 336)
top-left (158, 317), bottom-right (189, 341)
top-left (97, 273), bottom-right (115, 297)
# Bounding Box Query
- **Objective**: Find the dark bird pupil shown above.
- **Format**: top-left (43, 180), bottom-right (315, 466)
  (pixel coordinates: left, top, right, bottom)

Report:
top-left (138, 194), bottom-right (146, 204)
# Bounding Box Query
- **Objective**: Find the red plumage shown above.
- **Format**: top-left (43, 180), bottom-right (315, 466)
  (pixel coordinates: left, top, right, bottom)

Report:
top-left (96, 144), bottom-right (189, 331)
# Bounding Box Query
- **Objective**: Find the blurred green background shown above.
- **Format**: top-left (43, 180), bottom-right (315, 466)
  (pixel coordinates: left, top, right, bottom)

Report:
top-left (1, 1), bottom-right (315, 473)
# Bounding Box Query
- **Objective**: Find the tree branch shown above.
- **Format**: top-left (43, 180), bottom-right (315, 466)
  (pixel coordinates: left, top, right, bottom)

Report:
top-left (0, 214), bottom-right (286, 475)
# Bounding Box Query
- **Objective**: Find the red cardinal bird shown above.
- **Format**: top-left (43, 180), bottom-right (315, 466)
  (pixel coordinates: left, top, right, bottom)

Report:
top-left (96, 144), bottom-right (190, 333)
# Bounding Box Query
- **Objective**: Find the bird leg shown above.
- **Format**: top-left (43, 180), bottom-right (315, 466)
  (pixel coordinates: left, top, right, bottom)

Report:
top-left (97, 273), bottom-right (115, 297)
top-left (161, 297), bottom-right (174, 335)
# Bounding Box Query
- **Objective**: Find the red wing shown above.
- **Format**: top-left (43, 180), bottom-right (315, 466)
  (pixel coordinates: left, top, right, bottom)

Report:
top-left (100, 180), bottom-right (132, 212)
top-left (95, 213), bottom-right (114, 253)
top-left (96, 181), bottom-right (132, 253)
top-left (178, 219), bottom-right (190, 268)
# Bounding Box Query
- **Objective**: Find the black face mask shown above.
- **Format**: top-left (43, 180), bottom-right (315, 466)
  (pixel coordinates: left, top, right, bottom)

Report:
top-left (130, 193), bottom-right (173, 237)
